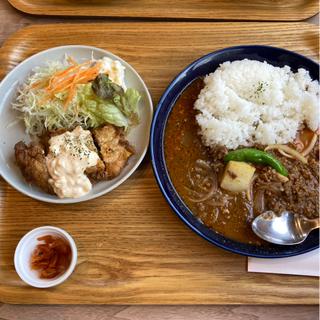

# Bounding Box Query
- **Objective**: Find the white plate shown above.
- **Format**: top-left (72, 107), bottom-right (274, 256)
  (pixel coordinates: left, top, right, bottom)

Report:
top-left (0, 45), bottom-right (153, 203)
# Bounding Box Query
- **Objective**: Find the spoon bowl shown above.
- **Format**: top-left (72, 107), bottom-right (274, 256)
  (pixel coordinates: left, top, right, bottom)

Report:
top-left (252, 211), bottom-right (320, 245)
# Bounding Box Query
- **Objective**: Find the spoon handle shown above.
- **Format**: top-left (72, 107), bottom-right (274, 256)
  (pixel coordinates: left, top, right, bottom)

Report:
top-left (301, 217), bottom-right (320, 232)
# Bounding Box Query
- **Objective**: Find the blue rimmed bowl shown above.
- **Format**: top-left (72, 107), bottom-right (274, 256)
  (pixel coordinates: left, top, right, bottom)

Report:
top-left (150, 45), bottom-right (319, 258)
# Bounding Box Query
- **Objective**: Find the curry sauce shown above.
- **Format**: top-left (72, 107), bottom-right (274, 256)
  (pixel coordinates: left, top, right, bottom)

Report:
top-left (164, 79), bottom-right (263, 244)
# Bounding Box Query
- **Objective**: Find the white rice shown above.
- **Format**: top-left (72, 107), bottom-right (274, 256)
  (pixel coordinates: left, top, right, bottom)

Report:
top-left (194, 59), bottom-right (319, 149)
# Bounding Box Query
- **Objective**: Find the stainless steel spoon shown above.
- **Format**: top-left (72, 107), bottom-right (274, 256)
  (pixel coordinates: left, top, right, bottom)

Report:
top-left (252, 210), bottom-right (320, 245)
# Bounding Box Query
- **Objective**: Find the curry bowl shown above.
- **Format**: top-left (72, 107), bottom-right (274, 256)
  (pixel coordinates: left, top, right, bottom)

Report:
top-left (151, 45), bottom-right (319, 258)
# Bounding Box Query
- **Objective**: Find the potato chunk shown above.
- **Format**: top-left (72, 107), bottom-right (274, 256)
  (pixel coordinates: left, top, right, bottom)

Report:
top-left (220, 161), bottom-right (255, 193)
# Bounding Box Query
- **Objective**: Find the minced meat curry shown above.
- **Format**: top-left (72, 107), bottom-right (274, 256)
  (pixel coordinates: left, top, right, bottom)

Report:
top-left (164, 78), bottom-right (319, 244)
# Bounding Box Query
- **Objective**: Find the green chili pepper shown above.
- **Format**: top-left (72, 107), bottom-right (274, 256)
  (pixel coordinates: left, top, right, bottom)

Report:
top-left (224, 148), bottom-right (288, 177)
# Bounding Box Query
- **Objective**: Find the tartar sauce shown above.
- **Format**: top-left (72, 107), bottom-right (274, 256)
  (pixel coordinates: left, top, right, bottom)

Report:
top-left (46, 126), bottom-right (100, 198)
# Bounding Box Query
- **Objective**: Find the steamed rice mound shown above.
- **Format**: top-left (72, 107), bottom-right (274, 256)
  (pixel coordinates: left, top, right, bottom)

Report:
top-left (194, 59), bottom-right (319, 149)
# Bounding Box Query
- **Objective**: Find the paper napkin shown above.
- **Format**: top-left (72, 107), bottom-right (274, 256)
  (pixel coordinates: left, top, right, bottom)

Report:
top-left (248, 248), bottom-right (319, 276)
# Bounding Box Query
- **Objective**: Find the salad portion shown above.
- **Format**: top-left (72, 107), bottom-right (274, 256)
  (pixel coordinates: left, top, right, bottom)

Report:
top-left (13, 55), bottom-right (141, 199)
top-left (14, 56), bottom-right (141, 135)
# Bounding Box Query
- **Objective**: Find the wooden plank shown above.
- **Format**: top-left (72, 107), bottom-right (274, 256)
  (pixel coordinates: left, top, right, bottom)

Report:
top-left (0, 305), bottom-right (318, 320)
top-left (8, 0), bottom-right (319, 21)
top-left (0, 22), bottom-right (318, 305)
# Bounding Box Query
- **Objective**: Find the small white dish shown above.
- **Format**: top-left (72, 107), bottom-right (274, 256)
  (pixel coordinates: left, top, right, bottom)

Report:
top-left (0, 45), bottom-right (153, 203)
top-left (14, 226), bottom-right (77, 288)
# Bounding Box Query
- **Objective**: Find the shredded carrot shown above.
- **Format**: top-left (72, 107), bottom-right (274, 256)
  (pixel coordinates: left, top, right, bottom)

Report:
top-left (48, 66), bottom-right (99, 95)
top-left (63, 72), bottom-right (80, 110)
top-left (47, 77), bottom-right (76, 94)
top-left (47, 61), bottom-right (92, 90)
top-left (55, 61), bottom-right (90, 77)
top-left (29, 57), bottom-right (102, 111)
top-left (31, 79), bottom-right (48, 89)
top-left (60, 61), bottom-right (102, 110)
top-left (36, 96), bottom-right (49, 106)
top-left (47, 65), bottom-right (83, 90)
top-left (32, 63), bottom-right (81, 91)
top-left (63, 85), bottom-right (77, 110)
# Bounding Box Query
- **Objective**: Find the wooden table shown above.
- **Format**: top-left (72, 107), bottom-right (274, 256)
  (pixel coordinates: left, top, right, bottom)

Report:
top-left (0, 1), bottom-right (318, 319)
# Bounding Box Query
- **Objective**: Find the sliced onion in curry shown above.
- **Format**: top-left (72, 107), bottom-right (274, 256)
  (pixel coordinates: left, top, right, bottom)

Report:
top-left (293, 138), bottom-right (304, 152)
top-left (195, 159), bottom-right (213, 172)
top-left (185, 159), bottom-right (218, 203)
top-left (205, 199), bottom-right (226, 207)
top-left (253, 181), bottom-right (284, 214)
top-left (301, 133), bottom-right (318, 156)
top-left (185, 182), bottom-right (216, 203)
top-left (253, 189), bottom-right (265, 214)
top-left (257, 182), bottom-right (284, 193)
top-left (278, 149), bottom-right (294, 159)
top-left (264, 144), bottom-right (308, 164)
top-left (184, 186), bottom-right (205, 198)
top-left (246, 173), bottom-right (258, 202)
top-left (244, 202), bottom-right (254, 221)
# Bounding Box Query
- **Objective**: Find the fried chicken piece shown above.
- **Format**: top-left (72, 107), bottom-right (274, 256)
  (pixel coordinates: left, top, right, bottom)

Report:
top-left (83, 134), bottom-right (106, 182)
top-left (14, 141), bottom-right (54, 194)
top-left (92, 124), bottom-right (134, 179)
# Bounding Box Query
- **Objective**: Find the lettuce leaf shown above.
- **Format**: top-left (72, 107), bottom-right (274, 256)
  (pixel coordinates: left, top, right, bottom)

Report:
top-left (92, 73), bottom-right (124, 99)
top-left (76, 83), bottom-right (128, 128)
top-left (92, 74), bottom-right (141, 126)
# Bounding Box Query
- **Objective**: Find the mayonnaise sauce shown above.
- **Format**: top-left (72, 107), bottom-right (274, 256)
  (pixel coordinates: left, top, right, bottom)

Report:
top-left (99, 57), bottom-right (126, 90)
top-left (46, 126), bottom-right (100, 198)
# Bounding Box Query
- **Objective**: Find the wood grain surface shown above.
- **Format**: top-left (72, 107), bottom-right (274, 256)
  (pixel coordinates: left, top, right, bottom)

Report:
top-left (7, 0), bottom-right (320, 21)
top-left (0, 305), bottom-right (319, 320)
top-left (0, 1), bottom-right (319, 317)
top-left (0, 22), bottom-right (319, 305)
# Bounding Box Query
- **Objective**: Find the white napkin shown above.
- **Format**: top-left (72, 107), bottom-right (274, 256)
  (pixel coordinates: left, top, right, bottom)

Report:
top-left (248, 248), bottom-right (319, 276)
